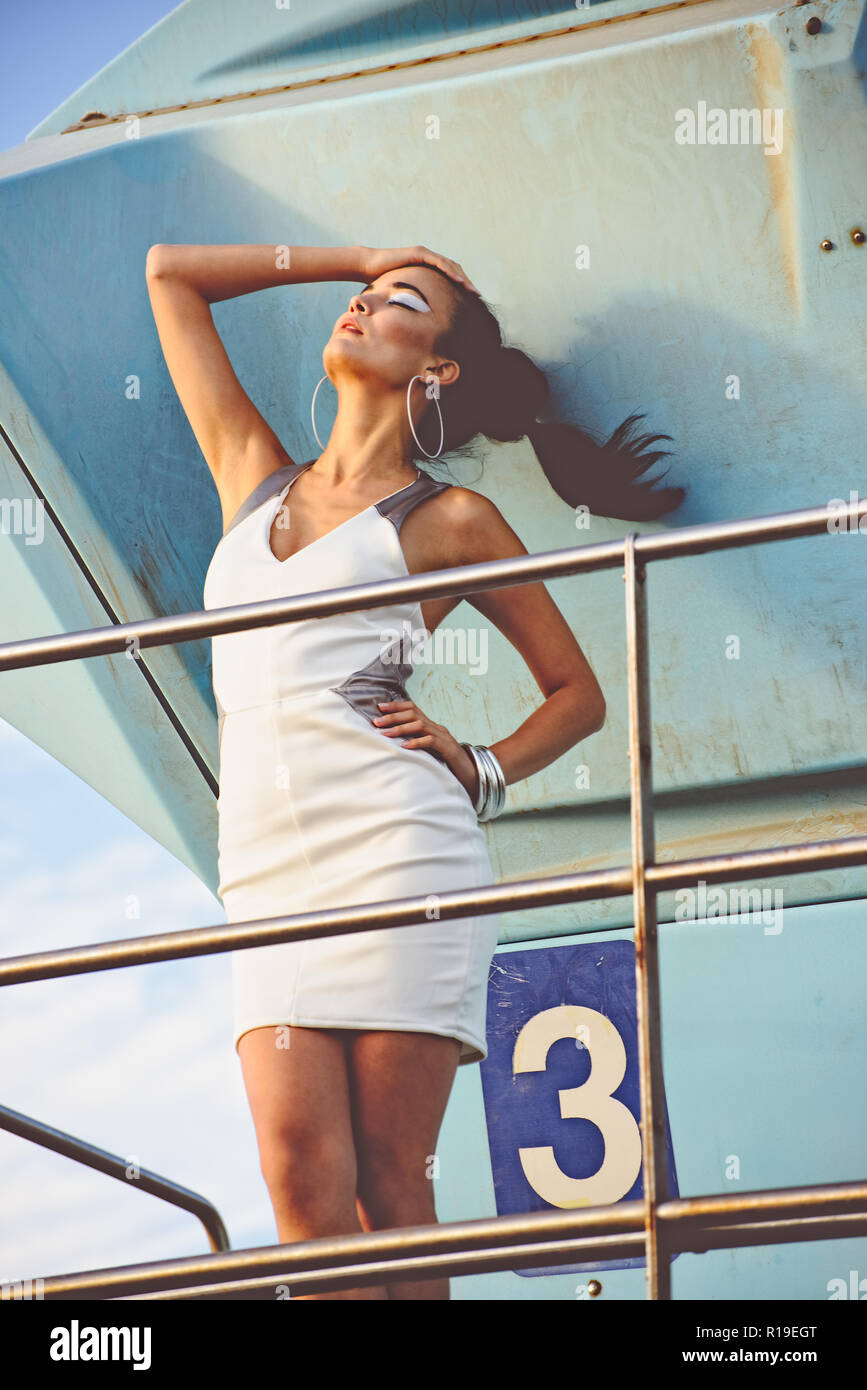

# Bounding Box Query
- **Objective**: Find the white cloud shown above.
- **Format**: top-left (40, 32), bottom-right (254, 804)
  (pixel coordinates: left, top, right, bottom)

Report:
top-left (0, 722), bottom-right (277, 1286)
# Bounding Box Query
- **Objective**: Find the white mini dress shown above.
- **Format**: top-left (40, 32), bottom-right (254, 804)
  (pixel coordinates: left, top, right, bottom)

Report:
top-left (202, 461), bottom-right (501, 1065)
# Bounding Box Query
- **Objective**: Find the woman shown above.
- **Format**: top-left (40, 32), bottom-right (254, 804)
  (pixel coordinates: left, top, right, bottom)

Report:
top-left (146, 242), bottom-right (683, 1299)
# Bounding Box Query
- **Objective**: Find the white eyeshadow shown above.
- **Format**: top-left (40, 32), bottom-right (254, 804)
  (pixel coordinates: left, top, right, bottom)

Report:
top-left (389, 292), bottom-right (431, 313)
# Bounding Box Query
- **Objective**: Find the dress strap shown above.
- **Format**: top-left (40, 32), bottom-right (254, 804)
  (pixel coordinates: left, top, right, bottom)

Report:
top-left (222, 460), bottom-right (313, 538)
top-left (223, 461), bottom-right (449, 539)
top-left (376, 468), bottom-right (451, 534)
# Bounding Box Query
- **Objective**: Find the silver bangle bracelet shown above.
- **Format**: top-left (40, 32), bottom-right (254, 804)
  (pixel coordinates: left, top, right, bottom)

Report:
top-left (461, 743), bottom-right (506, 821)
top-left (476, 745), bottom-right (506, 819)
top-left (462, 743), bottom-right (487, 815)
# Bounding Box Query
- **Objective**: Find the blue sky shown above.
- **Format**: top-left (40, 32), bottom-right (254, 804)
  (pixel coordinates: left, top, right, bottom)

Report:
top-left (0, 2), bottom-right (278, 1286)
top-left (0, 0), bottom-right (185, 152)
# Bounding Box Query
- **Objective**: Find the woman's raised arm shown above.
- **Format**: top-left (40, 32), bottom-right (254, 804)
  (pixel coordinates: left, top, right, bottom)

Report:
top-left (144, 243), bottom-right (368, 528)
top-left (145, 242), bottom-right (368, 304)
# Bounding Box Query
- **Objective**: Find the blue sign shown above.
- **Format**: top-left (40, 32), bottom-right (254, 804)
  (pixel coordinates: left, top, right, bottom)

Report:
top-left (480, 938), bottom-right (679, 1275)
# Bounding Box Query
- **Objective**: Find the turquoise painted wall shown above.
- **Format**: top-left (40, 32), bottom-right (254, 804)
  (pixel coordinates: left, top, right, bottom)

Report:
top-left (1, 0), bottom-right (864, 1297)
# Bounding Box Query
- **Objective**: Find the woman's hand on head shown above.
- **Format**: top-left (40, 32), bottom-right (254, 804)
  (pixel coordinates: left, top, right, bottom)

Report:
top-left (356, 245), bottom-right (480, 295)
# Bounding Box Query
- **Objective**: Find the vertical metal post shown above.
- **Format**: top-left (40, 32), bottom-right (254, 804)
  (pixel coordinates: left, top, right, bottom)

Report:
top-left (623, 535), bottom-right (670, 1299)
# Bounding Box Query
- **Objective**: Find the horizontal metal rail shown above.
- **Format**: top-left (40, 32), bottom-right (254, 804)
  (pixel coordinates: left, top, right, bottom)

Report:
top-left (2, 492), bottom-right (865, 1298)
top-left (0, 498), bottom-right (863, 672)
top-left (141, 1213), bottom-right (867, 1299)
top-left (0, 1103), bottom-right (229, 1257)
top-left (1, 836), bottom-right (864, 987)
top-left (136, 1219), bottom-right (867, 1299)
top-left (9, 1180), bottom-right (864, 1300)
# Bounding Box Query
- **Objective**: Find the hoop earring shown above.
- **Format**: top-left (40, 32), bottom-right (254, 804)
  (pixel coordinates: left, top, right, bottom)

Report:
top-left (311, 374), bottom-right (331, 451)
top-left (407, 374), bottom-right (445, 460)
top-left (311, 372), bottom-right (446, 459)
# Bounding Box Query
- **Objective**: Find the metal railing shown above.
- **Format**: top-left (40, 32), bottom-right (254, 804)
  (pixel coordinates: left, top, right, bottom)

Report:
top-left (0, 1103), bottom-right (229, 1258)
top-left (1, 494), bottom-right (865, 1299)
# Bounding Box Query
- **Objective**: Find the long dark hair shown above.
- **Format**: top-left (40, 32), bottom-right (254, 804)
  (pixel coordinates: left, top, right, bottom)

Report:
top-left (417, 267), bottom-right (684, 522)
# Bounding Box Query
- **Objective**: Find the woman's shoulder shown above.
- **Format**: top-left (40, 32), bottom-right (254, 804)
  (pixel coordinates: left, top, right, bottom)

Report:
top-left (424, 477), bottom-right (529, 570)
top-left (408, 475), bottom-right (521, 567)
top-left (421, 476), bottom-right (505, 528)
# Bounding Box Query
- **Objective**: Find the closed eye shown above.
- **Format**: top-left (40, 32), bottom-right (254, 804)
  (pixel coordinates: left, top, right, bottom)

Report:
top-left (387, 292), bottom-right (430, 313)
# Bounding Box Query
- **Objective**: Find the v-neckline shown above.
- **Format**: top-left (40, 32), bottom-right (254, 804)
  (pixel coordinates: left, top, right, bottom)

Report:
top-left (266, 464), bottom-right (422, 564)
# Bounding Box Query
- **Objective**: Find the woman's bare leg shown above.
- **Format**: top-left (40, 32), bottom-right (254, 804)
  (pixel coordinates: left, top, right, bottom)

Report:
top-left (238, 1024), bottom-right (388, 1299)
top-left (348, 1029), bottom-right (462, 1300)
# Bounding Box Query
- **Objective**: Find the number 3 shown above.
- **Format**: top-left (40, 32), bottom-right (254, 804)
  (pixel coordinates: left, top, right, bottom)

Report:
top-left (514, 1005), bottom-right (643, 1207)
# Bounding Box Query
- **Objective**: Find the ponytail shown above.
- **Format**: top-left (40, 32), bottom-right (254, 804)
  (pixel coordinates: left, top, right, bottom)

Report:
top-left (421, 268), bottom-right (685, 521)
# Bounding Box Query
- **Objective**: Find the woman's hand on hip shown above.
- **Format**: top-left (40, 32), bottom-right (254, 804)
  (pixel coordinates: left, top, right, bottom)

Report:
top-left (373, 699), bottom-right (478, 800)
top-left (356, 245), bottom-right (480, 295)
